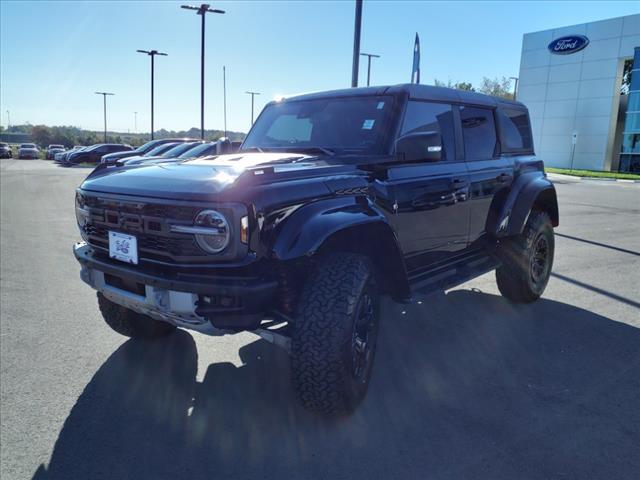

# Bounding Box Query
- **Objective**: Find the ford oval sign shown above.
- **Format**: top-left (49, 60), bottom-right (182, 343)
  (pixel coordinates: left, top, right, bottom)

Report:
top-left (548, 35), bottom-right (589, 55)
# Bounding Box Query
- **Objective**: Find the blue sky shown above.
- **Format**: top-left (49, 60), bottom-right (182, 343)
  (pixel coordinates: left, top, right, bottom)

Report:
top-left (1, 1), bottom-right (638, 134)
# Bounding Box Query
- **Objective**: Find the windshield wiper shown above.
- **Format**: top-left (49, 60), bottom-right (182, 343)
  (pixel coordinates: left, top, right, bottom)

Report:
top-left (242, 146), bottom-right (265, 153)
top-left (286, 146), bottom-right (335, 156)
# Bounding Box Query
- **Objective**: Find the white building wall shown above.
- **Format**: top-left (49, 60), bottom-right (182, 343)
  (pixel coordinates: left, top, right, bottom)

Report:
top-left (518, 14), bottom-right (640, 170)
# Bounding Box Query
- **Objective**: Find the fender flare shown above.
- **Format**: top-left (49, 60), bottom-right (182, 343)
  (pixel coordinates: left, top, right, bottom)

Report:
top-left (488, 173), bottom-right (559, 237)
top-left (270, 196), bottom-right (411, 301)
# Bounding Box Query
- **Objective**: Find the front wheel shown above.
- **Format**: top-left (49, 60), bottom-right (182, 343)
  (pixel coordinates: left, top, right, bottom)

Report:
top-left (496, 210), bottom-right (554, 303)
top-left (97, 293), bottom-right (176, 338)
top-left (291, 253), bottom-right (380, 415)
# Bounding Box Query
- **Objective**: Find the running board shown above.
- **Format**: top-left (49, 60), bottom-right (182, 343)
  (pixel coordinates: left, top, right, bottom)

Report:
top-left (409, 251), bottom-right (500, 296)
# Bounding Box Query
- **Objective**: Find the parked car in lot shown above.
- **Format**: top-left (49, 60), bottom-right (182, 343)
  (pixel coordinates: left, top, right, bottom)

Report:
top-left (18, 143), bottom-right (39, 159)
top-left (119, 141), bottom-right (204, 165)
top-left (46, 144), bottom-right (66, 160)
top-left (66, 144), bottom-right (132, 165)
top-left (0, 142), bottom-right (12, 158)
top-left (118, 142), bottom-right (182, 164)
top-left (55, 146), bottom-right (85, 163)
top-left (100, 138), bottom-right (198, 165)
top-left (73, 84), bottom-right (558, 415)
top-left (122, 140), bottom-right (219, 166)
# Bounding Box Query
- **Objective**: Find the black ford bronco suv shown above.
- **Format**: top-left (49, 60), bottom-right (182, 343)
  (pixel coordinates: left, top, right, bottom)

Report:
top-left (74, 84), bottom-right (558, 414)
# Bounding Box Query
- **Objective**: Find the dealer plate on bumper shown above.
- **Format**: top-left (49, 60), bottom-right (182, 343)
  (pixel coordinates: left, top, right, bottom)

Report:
top-left (108, 231), bottom-right (138, 265)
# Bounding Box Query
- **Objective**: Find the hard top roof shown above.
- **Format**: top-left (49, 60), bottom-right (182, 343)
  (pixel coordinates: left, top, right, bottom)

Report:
top-left (277, 83), bottom-right (526, 109)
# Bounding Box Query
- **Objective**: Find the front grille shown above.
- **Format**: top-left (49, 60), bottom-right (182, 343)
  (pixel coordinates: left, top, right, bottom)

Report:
top-left (81, 196), bottom-right (210, 264)
top-left (79, 192), bottom-right (248, 265)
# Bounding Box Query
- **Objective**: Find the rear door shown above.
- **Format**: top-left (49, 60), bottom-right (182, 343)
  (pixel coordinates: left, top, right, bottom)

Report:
top-left (461, 106), bottom-right (514, 246)
top-left (374, 101), bottom-right (470, 273)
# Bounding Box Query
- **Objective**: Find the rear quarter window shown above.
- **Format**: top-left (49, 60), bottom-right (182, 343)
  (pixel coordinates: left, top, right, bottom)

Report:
top-left (497, 108), bottom-right (533, 153)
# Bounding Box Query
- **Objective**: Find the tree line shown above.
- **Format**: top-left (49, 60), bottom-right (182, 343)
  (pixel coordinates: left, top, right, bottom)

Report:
top-left (433, 76), bottom-right (516, 99)
top-left (0, 124), bottom-right (246, 148)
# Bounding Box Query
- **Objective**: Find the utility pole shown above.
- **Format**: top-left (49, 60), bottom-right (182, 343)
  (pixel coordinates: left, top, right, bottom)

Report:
top-left (245, 91), bottom-right (260, 126)
top-left (181, 3), bottom-right (226, 139)
top-left (360, 52), bottom-right (380, 87)
top-left (134, 111), bottom-right (138, 134)
top-left (351, 0), bottom-right (363, 87)
top-left (509, 76), bottom-right (519, 101)
top-left (223, 66), bottom-right (227, 138)
top-left (94, 92), bottom-right (114, 143)
top-left (137, 49), bottom-right (167, 140)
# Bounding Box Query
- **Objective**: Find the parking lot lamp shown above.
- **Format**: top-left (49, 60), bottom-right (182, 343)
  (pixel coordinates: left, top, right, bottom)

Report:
top-left (6, 110), bottom-right (9, 128)
top-left (137, 49), bottom-right (168, 140)
top-left (245, 91), bottom-right (260, 127)
top-left (94, 92), bottom-right (114, 143)
top-left (360, 52), bottom-right (380, 87)
top-left (509, 76), bottom-right (519, 101)
top-left (181, 4), bottom-right (226, 139)
top-left (351, 0), bottom-right (363, 87)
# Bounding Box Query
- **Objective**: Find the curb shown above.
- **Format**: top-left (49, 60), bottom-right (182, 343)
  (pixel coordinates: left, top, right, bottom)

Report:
top-left (546, 172), bottom-right (640, 184)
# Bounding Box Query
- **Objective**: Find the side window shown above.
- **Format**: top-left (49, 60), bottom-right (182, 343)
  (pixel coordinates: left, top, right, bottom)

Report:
top-left (460, 106), bottom-right (497, 160)
top-left (497, 108), bottom-right (533, 153)
top-left (400, 101), bottom-right (455, 161)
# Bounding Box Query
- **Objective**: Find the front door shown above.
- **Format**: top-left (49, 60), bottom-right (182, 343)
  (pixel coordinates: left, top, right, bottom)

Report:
top-left (373, 101), bottom-right (470, 274)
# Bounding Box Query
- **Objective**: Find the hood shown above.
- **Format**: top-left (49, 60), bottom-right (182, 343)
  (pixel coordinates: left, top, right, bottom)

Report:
top-left (81, 151), bottom-right (334, 200)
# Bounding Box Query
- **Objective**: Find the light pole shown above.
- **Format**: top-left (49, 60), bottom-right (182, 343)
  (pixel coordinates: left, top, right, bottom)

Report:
top-left (351, 0), bottom-right (363, 87)
top-left (94, 92), bottom-right (114, 143)
top-left (137, 49), bottom-right (167, 140)
top-left (245, 91), bottom-right (260, 126)
top-left (360, 52), bottom-right (380, 87)
top-left (181, 3), bottom-right (225, 139)
top-left (6, 110), bottom-right (9, 128)
top-left (509, 76), bottom-right (519, 101)
top-left (134, 111), bottom-right (138, 134)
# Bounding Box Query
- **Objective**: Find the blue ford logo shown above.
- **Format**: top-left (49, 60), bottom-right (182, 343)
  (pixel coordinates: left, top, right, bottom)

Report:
top-left (548, 35), bottom-right (589, 55)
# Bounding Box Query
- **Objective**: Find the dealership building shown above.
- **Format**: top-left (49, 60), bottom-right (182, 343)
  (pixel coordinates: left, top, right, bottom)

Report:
top-left (517, 14), bottom-right (640, 172)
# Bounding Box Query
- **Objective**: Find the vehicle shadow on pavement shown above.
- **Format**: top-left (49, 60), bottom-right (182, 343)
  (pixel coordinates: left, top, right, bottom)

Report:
top-left (33, 290), bottom-right (640, 480)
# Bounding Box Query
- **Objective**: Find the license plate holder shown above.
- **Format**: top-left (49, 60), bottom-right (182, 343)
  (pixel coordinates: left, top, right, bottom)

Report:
top-left (108, 231), bottom-right (138, 265)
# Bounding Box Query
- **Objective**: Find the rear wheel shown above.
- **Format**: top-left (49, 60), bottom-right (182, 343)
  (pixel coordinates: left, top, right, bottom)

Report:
top-left (291, 253), bottom-right (380, 415)
top-left (496, 210), bottom-right (554, 303)
top-left (97, 293), bottom-right (176, 338)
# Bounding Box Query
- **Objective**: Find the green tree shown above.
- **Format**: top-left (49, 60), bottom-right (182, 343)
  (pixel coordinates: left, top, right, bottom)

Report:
top-left (478, 76), bottom-right (514, 99)
top-left (433, 79), bottom-right (475, 91)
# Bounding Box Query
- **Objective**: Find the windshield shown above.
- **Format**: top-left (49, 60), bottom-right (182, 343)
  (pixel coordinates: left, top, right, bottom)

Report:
top-left (177, 142), bottom-right (217, 159)
top-left (21, 144), bottom-right (36, 148)
top-left (161, 142), bottom-right (200, 158)
top-left (242, 95), bottom-right (395, 155)
top-left (145, 143), bottom-right (178, 157)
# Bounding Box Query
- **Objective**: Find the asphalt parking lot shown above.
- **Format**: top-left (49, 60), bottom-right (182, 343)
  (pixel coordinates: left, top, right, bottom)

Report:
top-left (1, 159), bottom-right (639, 480)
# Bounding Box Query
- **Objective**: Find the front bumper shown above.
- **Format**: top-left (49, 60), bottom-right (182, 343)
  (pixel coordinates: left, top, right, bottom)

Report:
top-left (74, 242), bottom-right (278, 332)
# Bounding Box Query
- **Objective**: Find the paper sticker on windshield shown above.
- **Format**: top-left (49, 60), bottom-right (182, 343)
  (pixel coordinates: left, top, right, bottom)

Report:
top-left (376, 102), bottom-right (385, 110)
top-left (362, 119), bottom-right (375, 130)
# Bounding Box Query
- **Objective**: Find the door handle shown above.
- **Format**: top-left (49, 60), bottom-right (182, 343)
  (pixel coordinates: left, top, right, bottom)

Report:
top-left (451, 178), bottom-right (468, 186)
top-left (496, 173), bottom-right (512, 183)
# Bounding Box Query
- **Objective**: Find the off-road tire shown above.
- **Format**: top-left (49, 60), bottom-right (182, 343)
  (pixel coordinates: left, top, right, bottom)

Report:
top-left (496, 210), bottom-right (554, 303)
top-left (97, 293), bottom-right (176, 338)
top-left (291, 253), bottom-right (380, 415)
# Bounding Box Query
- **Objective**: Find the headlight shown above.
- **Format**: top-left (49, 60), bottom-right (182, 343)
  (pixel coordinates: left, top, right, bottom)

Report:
top-left (171, 209), bottom-right (230, 254)
top-left (75, 193), bottom-right (90, 240)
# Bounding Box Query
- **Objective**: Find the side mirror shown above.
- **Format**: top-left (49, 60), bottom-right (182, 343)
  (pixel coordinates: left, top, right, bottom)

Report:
top-left (395, 131), bottom-right (443, 162)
